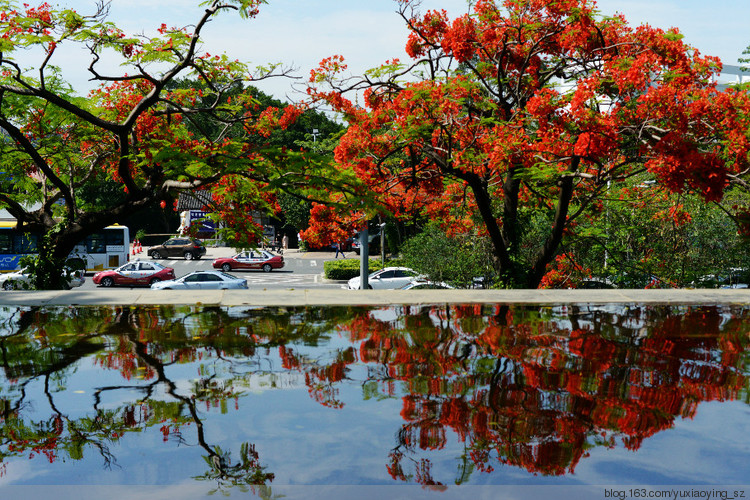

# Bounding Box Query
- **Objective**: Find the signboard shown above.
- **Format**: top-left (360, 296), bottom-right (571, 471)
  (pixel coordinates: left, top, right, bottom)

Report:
top-left (0, 255), bottom-right (21, 272)
top-left (180, 210), bottom-right (216, 234)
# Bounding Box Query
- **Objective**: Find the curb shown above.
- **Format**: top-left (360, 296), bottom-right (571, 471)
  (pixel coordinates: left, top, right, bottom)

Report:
top-left (1, 289), bottom-right (749, 307)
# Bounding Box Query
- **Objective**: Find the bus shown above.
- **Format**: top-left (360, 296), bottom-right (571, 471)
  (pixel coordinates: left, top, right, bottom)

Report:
top-left (0, 222), bottom-right (130, 273)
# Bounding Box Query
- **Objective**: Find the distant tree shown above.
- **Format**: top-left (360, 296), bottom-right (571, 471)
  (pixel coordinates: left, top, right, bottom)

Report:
top-left (277, 191), bottom-right (310, 234)
top-left (167, 79), bottom-right (346, 248)
top-left (557, 178), bottom-right (750, 287)
top-left (740, 44), bottom-right (750, 72)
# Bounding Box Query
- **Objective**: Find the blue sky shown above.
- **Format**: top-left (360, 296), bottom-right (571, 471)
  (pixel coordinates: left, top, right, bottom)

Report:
top-left (56, 0), bottom-right (750, 98)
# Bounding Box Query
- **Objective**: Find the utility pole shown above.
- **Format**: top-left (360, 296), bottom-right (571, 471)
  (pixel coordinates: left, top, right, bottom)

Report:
top-left (359, 227), bottom-right (369, 289)
top-left (379, 222), bottom-right (386, 263)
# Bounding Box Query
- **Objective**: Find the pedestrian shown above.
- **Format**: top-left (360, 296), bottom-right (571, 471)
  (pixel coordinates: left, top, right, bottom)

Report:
top-left (334, 242), bottom-right (345, 258)
top-left (282, 234), bottom-right (289, 250)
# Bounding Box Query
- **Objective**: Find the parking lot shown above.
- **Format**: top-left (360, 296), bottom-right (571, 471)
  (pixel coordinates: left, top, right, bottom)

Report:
top-left (73, 245), bottom-right (347, 290)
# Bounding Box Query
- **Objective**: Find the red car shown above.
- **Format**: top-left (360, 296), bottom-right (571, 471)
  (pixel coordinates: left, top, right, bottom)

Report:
top-left (212, 250), bottom-right (284, 273)
top-left (93, 260), bottom-right (176, 287)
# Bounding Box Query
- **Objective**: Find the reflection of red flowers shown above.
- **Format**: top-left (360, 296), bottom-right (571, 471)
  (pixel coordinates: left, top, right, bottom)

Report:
top-left (305, 303), bottom-right (749, 483)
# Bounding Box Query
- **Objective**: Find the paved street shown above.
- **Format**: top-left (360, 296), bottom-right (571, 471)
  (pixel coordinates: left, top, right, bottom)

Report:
top-left (3, 244), bottom-right (750, 306)
top-left (76, 245), bottom-right (350, 290)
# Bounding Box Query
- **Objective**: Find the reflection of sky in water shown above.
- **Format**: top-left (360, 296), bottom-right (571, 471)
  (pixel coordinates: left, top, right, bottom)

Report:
top-left (0, 304), bottom-right (749, 495)
top-left (9, 388), bottom-right (747, 486)
top-left (576, 401), bottom-right (750, 485)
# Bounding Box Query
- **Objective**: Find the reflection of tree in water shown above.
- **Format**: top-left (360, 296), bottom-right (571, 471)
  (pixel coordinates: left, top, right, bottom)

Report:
top-left (0, 305), bottom-right (312, 487)
top-left (1, 303), bottom-right (748, 488)
top-left (0, 307), bottom-right (119, 470)
top-left (281, 304), bottom-right (750, 484)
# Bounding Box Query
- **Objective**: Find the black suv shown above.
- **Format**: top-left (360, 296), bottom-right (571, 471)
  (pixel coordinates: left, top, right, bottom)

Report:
top-left (148, 238), bottom-right (206, 260)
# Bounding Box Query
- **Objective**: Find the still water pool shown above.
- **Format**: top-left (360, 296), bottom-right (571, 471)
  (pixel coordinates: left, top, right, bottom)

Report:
top-left (0, 303), bottom-right (748, 499)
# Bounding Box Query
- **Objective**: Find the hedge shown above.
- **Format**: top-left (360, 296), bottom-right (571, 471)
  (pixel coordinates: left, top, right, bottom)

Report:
top-left (323, 258), bottom-right (385, 280)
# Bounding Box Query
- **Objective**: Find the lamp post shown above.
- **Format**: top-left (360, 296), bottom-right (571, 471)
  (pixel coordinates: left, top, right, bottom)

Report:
top-left (359, 227), bottom-right (369, 289)
top-left (379, 222), bottom-right (386, 263)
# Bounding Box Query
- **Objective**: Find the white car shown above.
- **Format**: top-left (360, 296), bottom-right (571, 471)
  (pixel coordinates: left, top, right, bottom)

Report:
top-left (346, 267), bottom-right (420, 290)
top-left (398, 279), bottom-right (454, 290)
top-left (150, 270), bottom-right (248, 290)
top-left (1, 268), bottom-right (85, 290)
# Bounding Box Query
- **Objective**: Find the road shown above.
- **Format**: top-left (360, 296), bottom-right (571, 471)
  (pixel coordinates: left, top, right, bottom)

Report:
top-left (78, 248), bottom-right (350, 290)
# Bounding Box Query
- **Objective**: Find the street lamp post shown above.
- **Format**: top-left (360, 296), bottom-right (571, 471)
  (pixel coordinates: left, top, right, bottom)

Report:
top-left (359, 227), bottom-right (369, 289)
top-left (379, 222), bottom-right (386, 263)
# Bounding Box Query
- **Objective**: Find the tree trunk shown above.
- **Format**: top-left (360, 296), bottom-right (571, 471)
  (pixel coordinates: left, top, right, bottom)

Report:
top-left (463, 172), bottom-right (516, 285)
top-left (30, 231), bottom-right (78, 290)
top-left (462, 164), bottom-right (577, 289)
top-left (527, 174), bottom-right (576, 288)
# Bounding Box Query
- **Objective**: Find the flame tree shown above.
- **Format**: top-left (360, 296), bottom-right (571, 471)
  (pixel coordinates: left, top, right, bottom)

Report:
top-left (307, 0), bottom-right (750, 288)
top-left (0, 0), bottom-right (343, 288)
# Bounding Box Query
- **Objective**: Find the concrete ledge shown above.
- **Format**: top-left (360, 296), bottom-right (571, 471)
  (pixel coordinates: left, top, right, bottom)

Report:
top-left (0, 288), bottom-right (749, 307)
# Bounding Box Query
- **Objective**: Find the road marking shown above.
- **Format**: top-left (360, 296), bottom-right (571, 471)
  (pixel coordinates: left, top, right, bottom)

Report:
top-left (242, 274), bottom-right (320, 284)
top-left (310, 260), bottom-right (317, 267)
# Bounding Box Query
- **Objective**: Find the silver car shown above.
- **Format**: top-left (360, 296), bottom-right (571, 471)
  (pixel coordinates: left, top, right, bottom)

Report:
top-left (150, 270), bottom-right (248, 290)
top-left (0, 267), bottom-right (85, 290)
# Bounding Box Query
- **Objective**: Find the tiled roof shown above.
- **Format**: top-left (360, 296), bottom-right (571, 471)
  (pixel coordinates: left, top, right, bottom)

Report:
top-left (176, 191), bottom-right (213, 211)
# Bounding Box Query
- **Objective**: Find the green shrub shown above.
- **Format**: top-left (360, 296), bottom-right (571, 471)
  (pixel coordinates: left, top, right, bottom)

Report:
top-left (400, 223), bottom-right (494, 288)
top-left (324, 258), bottom-right (385, 280)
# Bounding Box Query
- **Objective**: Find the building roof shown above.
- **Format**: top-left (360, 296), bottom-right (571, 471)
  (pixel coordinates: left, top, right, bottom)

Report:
top-left (176, 191), bottom-right (213, 211)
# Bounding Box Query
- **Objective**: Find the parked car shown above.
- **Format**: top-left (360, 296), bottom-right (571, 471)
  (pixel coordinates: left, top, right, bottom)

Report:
top-left (715, 268), bottom-right (750, 288)
top-left (471, 275), bottom-right (496, 289)
top-left (398, 279), bottom-right (454, 290)
top-left (1, 267), bottom-right (85, 290)
top-left (150, 270), bottom-right (248, 290)
top-left (578, 278), bottom-right (616, 289)
top-left (716, 268), bottom-right (750, 289)
top-left (92, 260), bottom-right (175, 287)
top-left (212, 250), bottom-right (284, 273)
top-left (148, 237), bottom-right (206, 260)
top-left (721, 282), bottom-right (749, 289)
top-left (346, 267), bottom-right (420, 290)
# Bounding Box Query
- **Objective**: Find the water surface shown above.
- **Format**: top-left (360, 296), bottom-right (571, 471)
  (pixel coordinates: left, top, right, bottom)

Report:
top-left (0, 303), bottom-right (748, 498)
